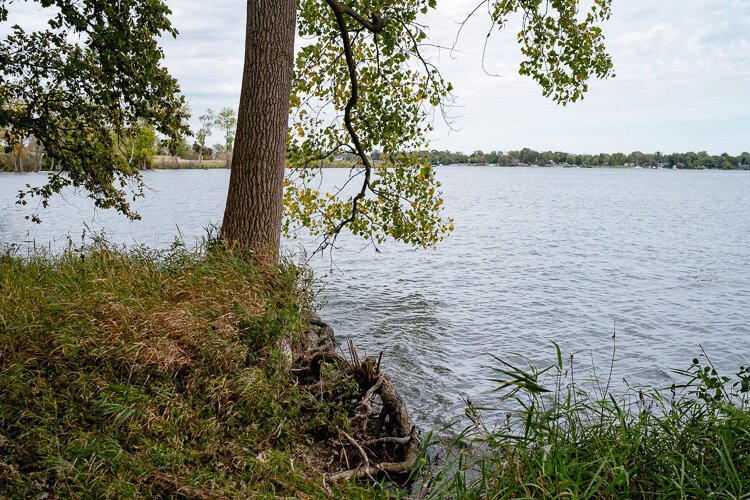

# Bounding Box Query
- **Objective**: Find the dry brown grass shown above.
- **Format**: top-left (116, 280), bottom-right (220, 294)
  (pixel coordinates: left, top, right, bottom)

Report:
top-left (0, 244), bottom-right (385, 498)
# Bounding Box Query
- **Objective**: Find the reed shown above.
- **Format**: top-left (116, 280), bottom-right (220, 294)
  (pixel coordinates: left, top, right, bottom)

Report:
top-left (418, 342), bottom-right (750, 499)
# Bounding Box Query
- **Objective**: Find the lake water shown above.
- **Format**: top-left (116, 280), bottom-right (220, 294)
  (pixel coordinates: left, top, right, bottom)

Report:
top-left (2, 167), bottom-right (749, 427)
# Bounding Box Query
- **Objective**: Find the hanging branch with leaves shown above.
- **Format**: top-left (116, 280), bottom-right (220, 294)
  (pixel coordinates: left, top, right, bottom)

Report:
top-left (285, 0), bottom-right (613, 252)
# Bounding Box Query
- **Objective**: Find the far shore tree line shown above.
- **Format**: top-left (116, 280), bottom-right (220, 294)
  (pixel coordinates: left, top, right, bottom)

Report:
top-left (422, 149), bottom-right (750, 170)
top-left (5, 128), bottom-right (748, 174)
top-left (0, 106), bottom-right (238, 173)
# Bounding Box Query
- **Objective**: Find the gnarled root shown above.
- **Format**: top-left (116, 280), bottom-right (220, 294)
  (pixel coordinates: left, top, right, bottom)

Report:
top-left (294, 315), bottom-right (420, 483)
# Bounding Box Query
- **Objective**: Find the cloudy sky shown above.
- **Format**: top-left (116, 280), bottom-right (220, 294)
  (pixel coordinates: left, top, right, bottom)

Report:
top-left (7, 1), bottom-right (750, 154)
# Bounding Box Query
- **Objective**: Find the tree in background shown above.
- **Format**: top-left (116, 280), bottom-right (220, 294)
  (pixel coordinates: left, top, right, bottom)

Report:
top-left (470, 151), bottom-right (488, 164)
top-left (1, 127), bottom-right (46, 172)
top-left (10, 133), bottom-right (29, 172)
top-left (29, 136), bottom-right (45, 171)
top-left (216, 107), bottom-right (237, 167)
top-left (212, 143), bottom-right (227, 160)
top-left (195, 109), bottom-right (215, 162)
top-left (120, 124), bottom-right (157, 170)
top-left (159, 135), bottom-right (192, 160)
top-left (421, 148), bottom-right (749, 169)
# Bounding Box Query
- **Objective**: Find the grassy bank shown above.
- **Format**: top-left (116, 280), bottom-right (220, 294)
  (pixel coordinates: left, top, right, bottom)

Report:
top-left (0, 243), bottom-right (385, 498)
top-left (153, 156), bottom-right (228, 169)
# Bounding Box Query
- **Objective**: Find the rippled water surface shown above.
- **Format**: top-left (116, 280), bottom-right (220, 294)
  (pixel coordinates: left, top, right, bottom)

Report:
top-left (2, 167), bottom-right (749, 427)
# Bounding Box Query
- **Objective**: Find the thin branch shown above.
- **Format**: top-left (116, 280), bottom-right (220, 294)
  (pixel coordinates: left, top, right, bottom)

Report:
top-left (318, 0), bottom-right (383, 252)
top-left (326, 0), bottom-right (387, 33)
top-left (450, 0), bottom-right (490, 57)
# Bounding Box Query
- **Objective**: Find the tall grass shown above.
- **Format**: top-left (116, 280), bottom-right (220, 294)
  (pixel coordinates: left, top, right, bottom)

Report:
top-left (419, 343), bottom-right (750, 499)
top-left (0, 241), bottom-right (385, 498)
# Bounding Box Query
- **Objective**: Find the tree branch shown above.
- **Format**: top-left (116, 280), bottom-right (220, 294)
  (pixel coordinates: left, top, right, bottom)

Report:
top-left (326, 0), bottom-right (387, 33)
top-left (317, 0), bottom-right (386, 252)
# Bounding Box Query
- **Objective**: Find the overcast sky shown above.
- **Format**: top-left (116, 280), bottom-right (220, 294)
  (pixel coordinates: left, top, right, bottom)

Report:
top-left (7, 1), bottom-right (750, 154)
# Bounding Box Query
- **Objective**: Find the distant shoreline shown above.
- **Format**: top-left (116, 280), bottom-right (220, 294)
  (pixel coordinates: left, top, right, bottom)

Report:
top-left (149, 164), bottom-right (744, 171)
top-left (3, 164), bottom-right (746, 175)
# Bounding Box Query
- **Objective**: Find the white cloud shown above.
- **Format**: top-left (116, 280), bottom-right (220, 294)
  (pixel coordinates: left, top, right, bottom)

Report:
top-left (417, 0), bottom-right (750, 154)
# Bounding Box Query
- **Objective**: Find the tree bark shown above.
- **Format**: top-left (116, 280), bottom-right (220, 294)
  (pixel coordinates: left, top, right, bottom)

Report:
top-left (13, 145), bottom-right (22, 172)
top-left (35, 145), bottom-right (43, 172)
top-left (220, 1), bottom-right (297, 263)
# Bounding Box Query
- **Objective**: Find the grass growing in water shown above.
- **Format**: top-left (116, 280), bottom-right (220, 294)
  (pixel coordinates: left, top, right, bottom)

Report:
top-left (0, 242), bottom-right (386, 498)
top-left (420, 343), bottom-right (750, 499)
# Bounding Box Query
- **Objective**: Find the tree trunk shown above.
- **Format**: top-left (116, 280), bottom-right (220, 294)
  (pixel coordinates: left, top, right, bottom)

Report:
top-left (220, 1), bottom-right (297, 263)
top-left (13, 147), bottom-right (21, 172)
top-left (35, 144), bottom-right (43, 172)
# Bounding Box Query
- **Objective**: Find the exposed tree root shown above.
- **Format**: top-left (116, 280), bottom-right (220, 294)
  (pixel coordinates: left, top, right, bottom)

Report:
top-left (292, 313), bottom-right (421, 483)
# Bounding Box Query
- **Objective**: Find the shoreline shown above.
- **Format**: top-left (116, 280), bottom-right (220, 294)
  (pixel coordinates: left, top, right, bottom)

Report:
top-left (3, 164), bottom-right (741, 174)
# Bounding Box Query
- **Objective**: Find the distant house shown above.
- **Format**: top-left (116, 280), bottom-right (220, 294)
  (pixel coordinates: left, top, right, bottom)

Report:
top-left (738, 163), bottom-right (750, 170)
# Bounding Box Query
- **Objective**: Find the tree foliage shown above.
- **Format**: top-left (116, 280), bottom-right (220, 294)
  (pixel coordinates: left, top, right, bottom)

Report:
top-left (216, 107), bottom-right (237, 154)
top-left (495, 0), bottom-right (614, 103)
top-left (285, 0), bottom-right (613, 249)
top-left (0, 0), bottom-right (187, 221)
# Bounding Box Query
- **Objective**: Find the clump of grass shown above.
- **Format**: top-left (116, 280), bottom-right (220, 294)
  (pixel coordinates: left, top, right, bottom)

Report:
top-left (420, 343), bottom-right (750, 499)
top-left (0, 241), bottom-right (385, 498)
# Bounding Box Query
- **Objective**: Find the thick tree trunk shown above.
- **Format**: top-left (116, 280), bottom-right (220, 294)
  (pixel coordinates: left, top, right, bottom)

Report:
top-left (220, 1), bottom-right (297, 263)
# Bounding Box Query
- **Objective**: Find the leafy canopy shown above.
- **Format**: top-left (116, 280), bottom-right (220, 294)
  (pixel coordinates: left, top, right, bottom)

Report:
top-left (0, 0), bottom-right (187, 221)
top-left (286, 0), bottom-right (613, 249)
